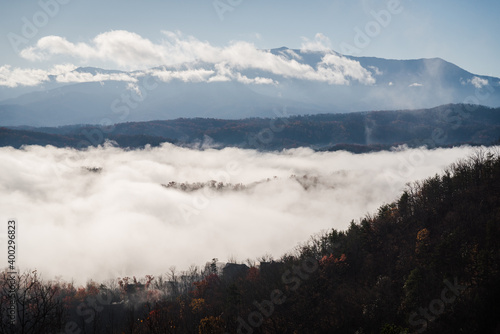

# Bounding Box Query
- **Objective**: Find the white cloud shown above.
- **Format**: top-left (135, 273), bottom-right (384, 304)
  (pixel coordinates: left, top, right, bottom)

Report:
top-left (20, 31), bottom-right (167, 68)
top-left (17, 30), bottom-right (375, 86)
top-left (469, 76), bottom-right (488, 89)
top-left (234, 73), bottom-right (276, 85)
top-left (368, 66), bottom-right (383, 76)
top-left (282, 49), bottom-right (302, 61)
top-left (0, 144), bottom-right (481, 284)
top-left (300, 33), bottom-right (332, 53)
top-left (149, 63), bottom-right (277, 85)
top-left (409, 82), bottom-right (423, 87)
top-left (126, 82), bottom-right (142, 97)
top-left (0, 64), bottom-right (138, 87)
top-left (55, 71), bottom-right (137, 84)
top-left (317, 53), bottom-right (375, 85)
top-left (149, 68), bottom-right (215, 83)
top-left (0, 65), bottom-right (50, 87)
top-left (0, 64), bottom-right (76, 87)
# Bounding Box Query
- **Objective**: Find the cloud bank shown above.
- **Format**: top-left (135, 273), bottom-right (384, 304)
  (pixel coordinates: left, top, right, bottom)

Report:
top-left (0, 30), bottom-right (375, 88)
top-left (0, 144), bottom-right (481, 284)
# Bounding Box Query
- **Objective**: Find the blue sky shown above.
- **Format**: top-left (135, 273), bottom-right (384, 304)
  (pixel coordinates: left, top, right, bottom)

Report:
top-left (1, 0), bottom-right (499, 78)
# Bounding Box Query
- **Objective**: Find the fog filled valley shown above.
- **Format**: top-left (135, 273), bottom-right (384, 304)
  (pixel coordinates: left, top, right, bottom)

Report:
top-left (0, 144), bottom-right (481, 283)
top-left (0, 144), bottom-right (491, 280)
top-left (1, 144), bottom-right (499, 333)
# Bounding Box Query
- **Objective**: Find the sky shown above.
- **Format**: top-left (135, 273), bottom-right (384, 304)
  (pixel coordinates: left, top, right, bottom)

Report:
top-left (1, 0), bottom-right (500, 78)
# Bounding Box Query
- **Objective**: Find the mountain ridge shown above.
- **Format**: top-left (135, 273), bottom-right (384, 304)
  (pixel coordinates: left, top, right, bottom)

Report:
top-left (2, 103), bottom-right (499, 151)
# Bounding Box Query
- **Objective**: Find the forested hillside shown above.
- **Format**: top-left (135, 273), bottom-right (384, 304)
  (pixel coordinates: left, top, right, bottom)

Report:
top-left (2, 104), bottom-right (499, 151)
top-left (1, 150), bottom-right (499, 333)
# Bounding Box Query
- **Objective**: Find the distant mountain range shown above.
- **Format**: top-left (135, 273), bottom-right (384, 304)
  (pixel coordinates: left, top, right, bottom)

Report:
top-left (2, 104), bottom-right (499, 152)
top-left (0, 48), bottom-right (499, 127)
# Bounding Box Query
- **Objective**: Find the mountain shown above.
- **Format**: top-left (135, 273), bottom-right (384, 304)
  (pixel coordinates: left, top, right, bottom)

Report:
top-left (1, 48), bottom-right (499, 127)
top-left (2, 104), bottom-right (499, 151)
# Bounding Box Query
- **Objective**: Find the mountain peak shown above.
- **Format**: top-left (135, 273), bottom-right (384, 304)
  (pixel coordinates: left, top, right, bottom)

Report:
top-left (270, 46), bottom-right (290, 52)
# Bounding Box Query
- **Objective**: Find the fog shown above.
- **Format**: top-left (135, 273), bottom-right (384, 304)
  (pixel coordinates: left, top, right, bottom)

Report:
top-left (0, 144), bottom-right (480, 284)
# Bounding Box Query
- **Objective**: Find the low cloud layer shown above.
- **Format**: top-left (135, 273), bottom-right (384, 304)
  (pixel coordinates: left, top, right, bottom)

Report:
top-left (0, 63), bottom-right (139, 88)
top-left (0, 30), bottom-right (375, 88)
top-left (0, 144), bottom-right (482, 284)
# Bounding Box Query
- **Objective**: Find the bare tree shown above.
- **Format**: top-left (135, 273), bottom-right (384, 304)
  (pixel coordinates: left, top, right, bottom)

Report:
top-left (0, 269), bottom-right (65, 334)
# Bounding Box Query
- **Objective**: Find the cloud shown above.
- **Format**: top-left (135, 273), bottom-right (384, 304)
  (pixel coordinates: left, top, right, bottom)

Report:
top-left (317, 53), bottom-right (375, 85)
top-left (300, 33), bottom-right (332, 53)
top-left (16, 30), bottom-right (375, 86)
top-left (233, 73), bottom-right (276, 85)
top-left (148, 68), bottom-right (216, 83)
top-left (368, 66), bottom-right (383, 76)
top-left (0, 65), bottom-right (51, 87)
top-left (20, 31), bottom-right (167, 67)
top-left (470, 76), bottom-right (488, 89)
top-left (409, 82), bottom-right (423, 87)
top-left (0, 144), bottom-right (481, 284)
top-left (55, 71), bottom-right (137, 84)
top-left (126, 82), bottom-right (142, 97)
top-left (0, 64), bottom-right (138, 87)
top-left (0, 64), bottom-right (75, 87)
top-left (146, 64), bottom-right (277, 85)
top-left (282, 49), bottom-right (303, 61)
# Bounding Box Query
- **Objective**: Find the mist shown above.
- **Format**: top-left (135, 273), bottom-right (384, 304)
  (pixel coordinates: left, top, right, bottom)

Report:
top-left (0, 143), bottom-right (482, 284)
